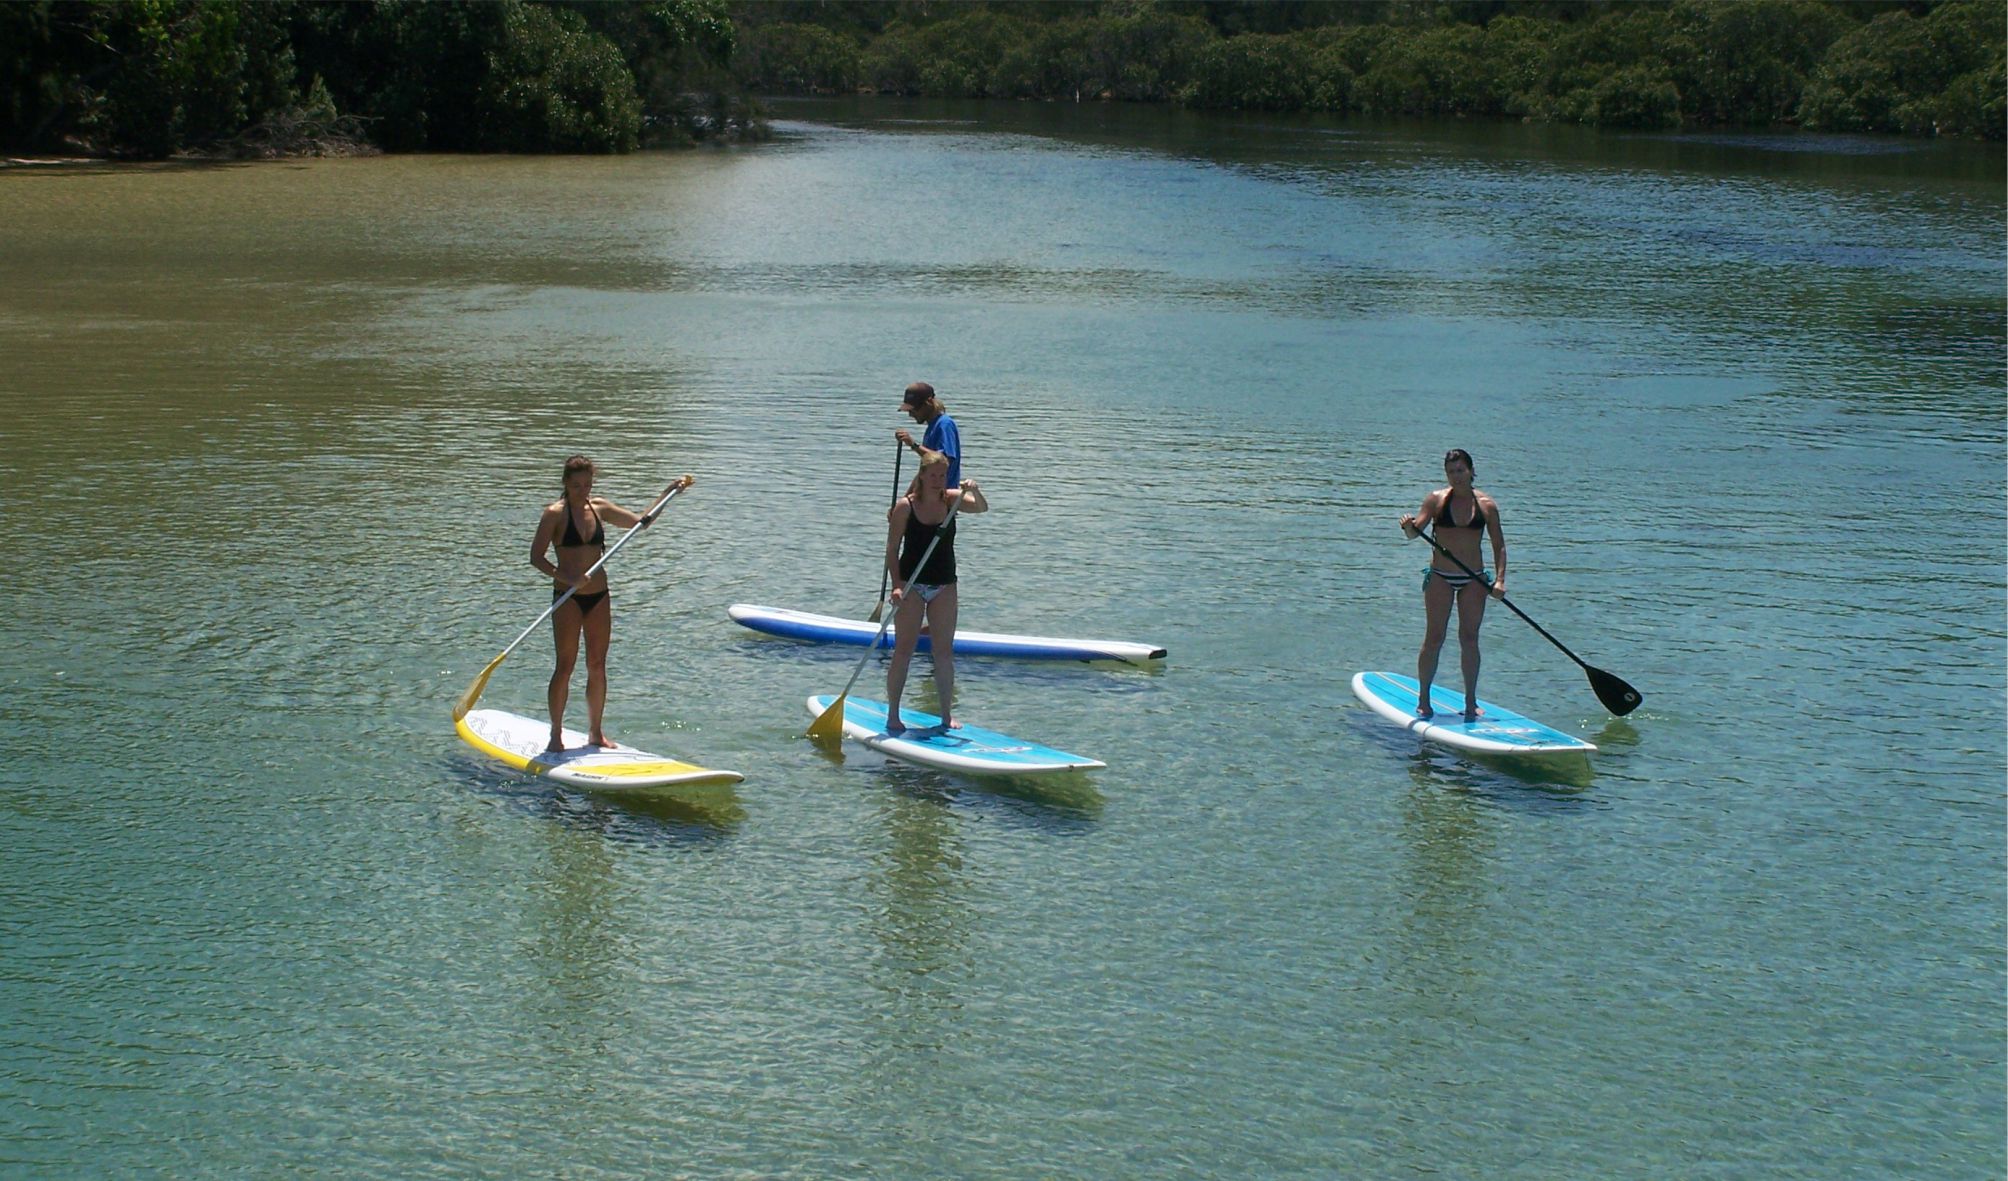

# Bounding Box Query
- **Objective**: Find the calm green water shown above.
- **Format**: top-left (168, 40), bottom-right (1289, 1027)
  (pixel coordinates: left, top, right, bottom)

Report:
top-left (3, 99), bottom-right (2002, 1177)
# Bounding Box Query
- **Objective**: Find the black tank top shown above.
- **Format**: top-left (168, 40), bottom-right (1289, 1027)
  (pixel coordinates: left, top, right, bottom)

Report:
top-left (897, 498), bottom-right (957, 585)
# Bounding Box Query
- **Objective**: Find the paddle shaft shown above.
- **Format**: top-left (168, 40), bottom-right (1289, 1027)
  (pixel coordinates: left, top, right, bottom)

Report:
top-left (829, 495), bottom-right (962, 704)
top-left (1416, 528), bottom-right (1596, 672)
top-left (499, 479), bottom-right (687, 663)
top-left (871, 442), bottom-right (905, 617)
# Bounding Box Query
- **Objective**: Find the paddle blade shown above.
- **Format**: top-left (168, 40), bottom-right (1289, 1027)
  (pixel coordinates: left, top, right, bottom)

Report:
top-left (1587, 665), bottom-right (1642, 716)
top-left (807, 694), bottom-right (848, 746)
top-left (867, 601), bottom-right (884, 623)
top-left (452, 653), bottom-right (507, 722)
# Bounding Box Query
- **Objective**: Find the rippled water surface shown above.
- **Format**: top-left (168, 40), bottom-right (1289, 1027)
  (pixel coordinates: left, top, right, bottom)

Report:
top-left (2, 100), bottom-right (2002, 1177)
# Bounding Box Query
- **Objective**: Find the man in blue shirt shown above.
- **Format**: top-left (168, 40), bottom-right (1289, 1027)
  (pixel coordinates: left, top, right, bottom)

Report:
top-left (895, 381), bottom-right (961, 487)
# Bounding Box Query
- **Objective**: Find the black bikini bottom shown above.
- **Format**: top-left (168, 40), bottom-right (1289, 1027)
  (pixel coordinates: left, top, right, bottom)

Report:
top-left (555, 588), bottom-right (609, 616)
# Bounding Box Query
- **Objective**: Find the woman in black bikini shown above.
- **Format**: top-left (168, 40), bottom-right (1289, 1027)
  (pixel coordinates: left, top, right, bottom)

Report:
top-left (1399, 448), bottom-right (1507, 721)
top-left (531, 455), bottom-right (660, 751)
top-left (883, 448), bottom-right (987, 735)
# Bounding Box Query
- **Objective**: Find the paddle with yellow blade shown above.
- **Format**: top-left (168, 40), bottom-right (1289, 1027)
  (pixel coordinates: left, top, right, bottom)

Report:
top-left (807, 493), bottom-right (962, 747)
top-left (452, 475), bottom-right (692, 722)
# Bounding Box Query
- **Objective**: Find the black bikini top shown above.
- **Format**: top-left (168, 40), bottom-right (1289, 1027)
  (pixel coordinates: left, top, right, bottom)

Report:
top-left (1434, 493), bottom-right (1486, 530)
top-left (559, 500), bottom-right (605, 548)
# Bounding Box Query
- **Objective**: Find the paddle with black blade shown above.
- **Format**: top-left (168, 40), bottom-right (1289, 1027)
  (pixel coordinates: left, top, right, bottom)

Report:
top-left (452, 475), bottom-right (692, 722)
top-left (1415, 528), bottom-right (1642, 716)
top-left (808, 494), bottom-right (962, 747)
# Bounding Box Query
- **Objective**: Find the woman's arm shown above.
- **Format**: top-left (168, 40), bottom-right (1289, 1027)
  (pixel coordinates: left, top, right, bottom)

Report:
top-left (953, 479), bottom-right (988, 514)
top-left (530, 507), bottom-right (562, 578)
top-left (1400, 490), bottom-right (1441, 538)
top-left (1483, 496), bottom-right (1507, 596)
top-left (884, 498), bottom-right (911, 595)
top-left (593, 496), bottom-right (643, 530)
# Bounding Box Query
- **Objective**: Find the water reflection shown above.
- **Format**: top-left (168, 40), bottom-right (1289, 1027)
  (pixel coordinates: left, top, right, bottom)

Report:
top-left (521, 802), bottom-right (626, 1060)
top-left (449, 754), bottom-right (744, 841)
top-left (1591, 717), bottom-right (1642, 752)
top-left (1405, 744), bottom-right (1596, 797)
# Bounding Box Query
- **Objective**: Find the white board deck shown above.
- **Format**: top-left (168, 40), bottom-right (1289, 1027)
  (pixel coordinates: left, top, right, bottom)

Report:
top-left (456, 708), bottom-right (744, 790)
top-left (1351, 671), bottom-right (1596, 756)
top-left (731, 604), bottom-right (1165, 665)
top-left (806, 695), bottom-right (1104, 776)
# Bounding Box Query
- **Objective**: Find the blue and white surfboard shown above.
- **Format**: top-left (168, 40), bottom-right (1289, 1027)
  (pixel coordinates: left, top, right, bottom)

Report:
top-left (805, 695), bottom-right (1105, 775)
top-left (1351, 671), bottom-right (1596, 756)
top-left (735, 604), bottom-right (1165, 665)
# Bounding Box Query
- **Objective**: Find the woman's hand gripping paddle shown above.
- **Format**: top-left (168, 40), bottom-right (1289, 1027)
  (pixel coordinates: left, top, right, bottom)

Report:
top-left (808, 495), bottom-right (962, 748)
top-left (452, 476), bottom-right (692, 722)
top-left (1415, 529), bottom-right (1643, 716)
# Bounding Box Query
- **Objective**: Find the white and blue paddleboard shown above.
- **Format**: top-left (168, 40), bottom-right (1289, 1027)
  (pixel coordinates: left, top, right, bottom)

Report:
top-left (1350, 671), bottom-right (1596, 757)
top-left (805, 695), bottom-right (1105, 776)
top-left (457, 708), bottom-right (744, 791)
top-left (734, 604), bottom-right (1165, 665)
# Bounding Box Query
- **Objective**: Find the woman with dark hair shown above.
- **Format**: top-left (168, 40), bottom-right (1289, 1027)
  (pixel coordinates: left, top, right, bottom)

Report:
top-left (883, 448), bottom-right (987, 735)
top-left (1399, 448), bottom-right (1507, 721)
top-left (529, 456), bottom-right (676, 751)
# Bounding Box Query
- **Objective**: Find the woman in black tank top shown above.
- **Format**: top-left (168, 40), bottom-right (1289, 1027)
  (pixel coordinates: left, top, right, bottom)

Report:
top-left (882, 448), bottom-right (988, 735)
top-left (1398, 448), bottom-right (1508, 721)
top-left (530, 455), bottom-right (657, 752)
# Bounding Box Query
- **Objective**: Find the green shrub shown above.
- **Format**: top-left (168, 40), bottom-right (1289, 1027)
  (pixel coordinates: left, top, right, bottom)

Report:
top-left (478, 2), bottom-right (639, 152)
top-left (1187, 33), bottom-right (1314, 110)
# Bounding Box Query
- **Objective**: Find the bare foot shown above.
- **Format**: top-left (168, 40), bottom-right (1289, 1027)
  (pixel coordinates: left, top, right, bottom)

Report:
top-left (885, 717), bottom-right (906, 736)
top-left (545, 734), bottom-right (566, 753)
top-left (944, 718), bottom-right (962, 730)
top-left (1415, 706), bottom-right (1434, 721)
top-left (1461, 709), bottom-right (1482, 723)
top-left (589, 735), bottom-right (617, 749)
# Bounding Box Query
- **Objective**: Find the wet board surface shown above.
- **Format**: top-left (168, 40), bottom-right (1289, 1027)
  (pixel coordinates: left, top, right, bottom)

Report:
top-left (805, 695), bottom-right (1104, 776)
top-left (456, 708), bottom-right (744, 790)
top-left (1351, 671), bottom-right (1597, 756)
top-left (733, 604), bottom-right (1165, 664)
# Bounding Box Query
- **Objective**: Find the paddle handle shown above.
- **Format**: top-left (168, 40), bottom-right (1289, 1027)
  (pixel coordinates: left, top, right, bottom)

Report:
top-left (876, 442), bottom-right (904, 610)
top-left (502, 478), bottom-right (689, 660)
top-left (1414, 528), bottom-right (1594, 673)
top-left (832, 495), bottom-right (962, 702)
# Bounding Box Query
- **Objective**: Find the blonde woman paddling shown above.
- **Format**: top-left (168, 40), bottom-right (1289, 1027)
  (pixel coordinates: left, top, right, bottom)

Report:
top-left (883, 449), bottom-right (987, 735)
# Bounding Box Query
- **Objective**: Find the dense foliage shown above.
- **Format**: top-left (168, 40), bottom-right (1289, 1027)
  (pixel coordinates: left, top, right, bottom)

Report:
top-left (732, 0), bottom-right (2005, 139)
top-left (6, 1), bottom-right (1995, 156)
top-left (0, 0), bottom-right (755, 158)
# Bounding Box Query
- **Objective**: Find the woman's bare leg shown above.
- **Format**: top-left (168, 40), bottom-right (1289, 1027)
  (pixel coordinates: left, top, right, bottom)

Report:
top-left (1415, 574), bottom-right (1454, 718)
top-left (583, 600), bottom-right (614, 746)
top-left (1455, 581), bottom-right (1489, 719)
top-left (924, 586), bottom-right (959, 728)
top-left (885, 591), bottom-right (926, 733)
top-left (548, 601), bottom-right (584, 750)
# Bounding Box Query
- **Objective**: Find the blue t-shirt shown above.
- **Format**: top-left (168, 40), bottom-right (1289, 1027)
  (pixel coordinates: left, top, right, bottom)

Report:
top-left (923, 414), bottom-right (962, 487)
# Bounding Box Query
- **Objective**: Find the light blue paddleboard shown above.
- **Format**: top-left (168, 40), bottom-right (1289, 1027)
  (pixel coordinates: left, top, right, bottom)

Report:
top-left (805, 695), bottom-right (1104, 775)
top-left (1351, 671), bottom-right (1596, 756)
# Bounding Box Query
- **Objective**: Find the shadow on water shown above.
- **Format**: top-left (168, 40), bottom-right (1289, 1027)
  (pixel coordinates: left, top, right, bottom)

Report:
top-left (1589, 717), bottom-right (1642, 753)
top-left (1347, 710), bottom-right (1598, 803)
top-left (447, 753), bottom-right (744, 843)
top-left (1404, 745), bottom-right (1596, 804)
top-left (812, 738), bottom-right (1104, 828)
